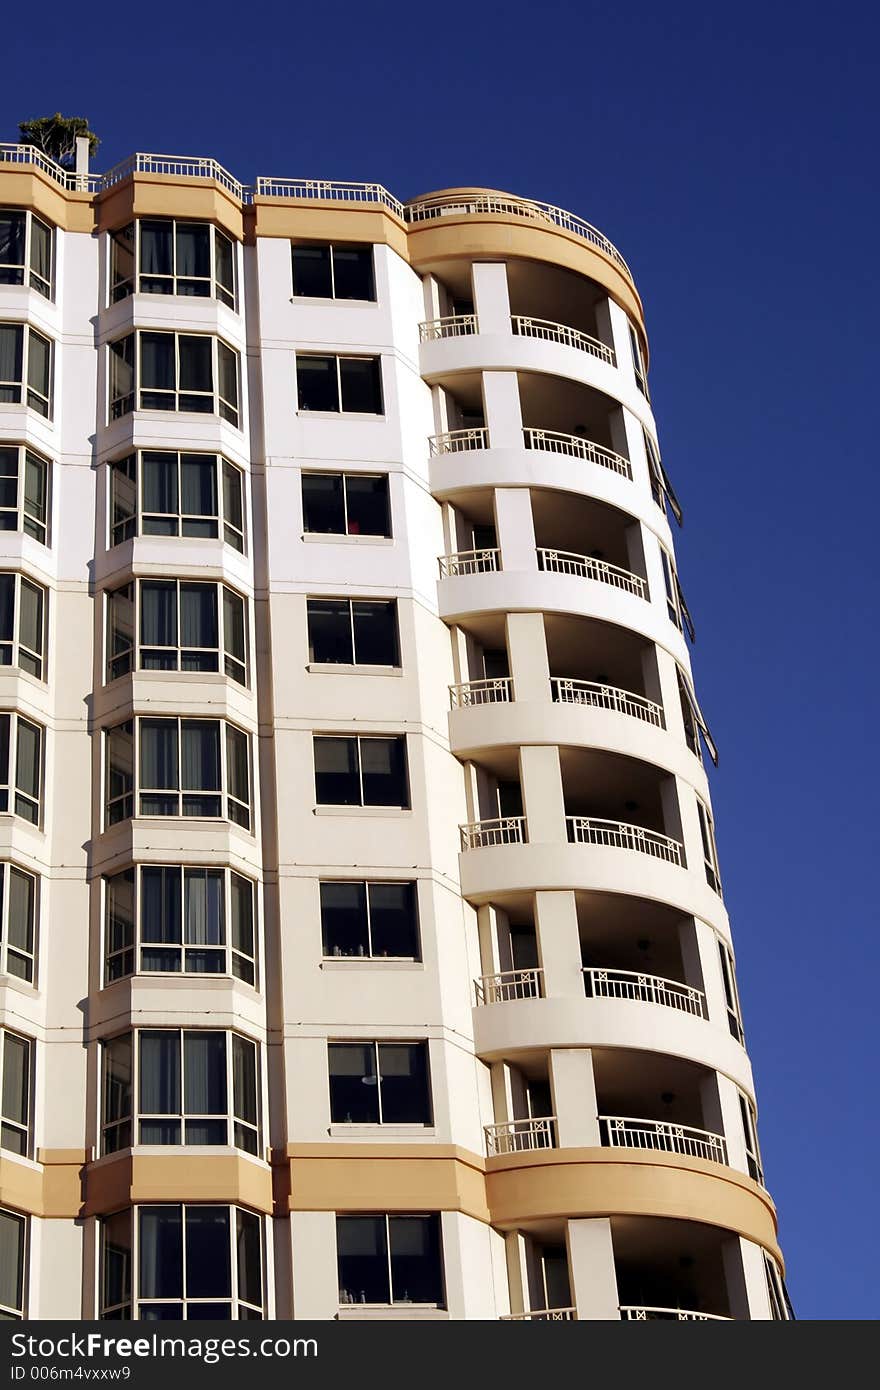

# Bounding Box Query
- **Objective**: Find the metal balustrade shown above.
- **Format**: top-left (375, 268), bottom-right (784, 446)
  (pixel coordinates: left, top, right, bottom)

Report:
top-left (405, 191), bottom-right (632, 279)
top-left (512, 316), bottom-right (615, 364)
top-left (449, 677), bottom-right (513, 708)
top-left (460, 817), bottom-right (526, 851)
top-left (620, 1306), bottom-right (731, 1321)
top-left (599, 1115), bottom-right (728, 1164)
top-left (502, 1308), bottom-right (576, 1321)
top-left (551, 678), bottom-right (663, 726)
top-left (438, 547), bottom-right (500, 577)
top-left (523, 429), bottom-right (632, 478)
top-left (101, 153), bottom-right (245, 198)
top-left (537, 548), bottom-right (646, 598)
top-left (566, 817), bottom-right (684, 866)
top-left (485, 1116), bottom-right (556, 1155)
top-left (255, 177), bottom-right (404, 214)
top-left (474, 967), bottom-right (544, 1005)
top-left (429, 427), bottom-right (489, 455)
top-left (584, 967), bottom-right (707, 1018)
top-left (419, 314), bottom-right (479, 341)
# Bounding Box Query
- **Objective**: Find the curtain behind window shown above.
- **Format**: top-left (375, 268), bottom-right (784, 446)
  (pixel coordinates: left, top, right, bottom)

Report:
top-left (0, 325), bottom-right (23, 390)
top-left (140, 721), bottom-right (178, 790)
top-left (181, 722), bottom-right (220, 792)
top-left (139, 1033), bottom-right (180, 1116)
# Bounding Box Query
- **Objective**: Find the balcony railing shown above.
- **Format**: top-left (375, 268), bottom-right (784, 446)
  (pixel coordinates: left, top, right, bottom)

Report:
top-left (450, 677), bottom-right (513, 708)
top-left (584, 967), bottom-right (707, 1019)
top-left (512, 316), bottom-right (615, 365)
top-left (475, 967), bottom-right (544, 1005)
top-left (485, 1116), bottom-right (556, 1155)
top-left (599, 1115), bottom-right (728, 1164)
top-left (537, 549), bottom-right (646, 598)
top-left (429, 427), bottom-right (490, 456)
top-left (101, 153), bottom-right (246, 198)
top-left (620, 1306), bottom-right (731, 1321)
top-left (460, 817), bottom-right (526, 851)
top-left (502, 1308), bottom-right (576, 1321)
top-left (404, 191), bottom-right (632, 280)
top-left (419, 314), bottom-right (479, 342)
top-left (438, 547), bottom-right (500, 577)
top-left (523, 429), bottom-right (632, 478)
top-left (255, 177), bottom-right (404, 214)
top-left (566, 817), bottom-right (684, 866)
top-left (551, 678), bottom-right (663, 727)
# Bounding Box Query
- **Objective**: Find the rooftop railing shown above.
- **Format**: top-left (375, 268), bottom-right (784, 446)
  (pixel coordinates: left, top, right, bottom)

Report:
top-left (537, 548), bottom-right (646, 599)
top-left (449, 677), bottom-right (513, 708)
top-left (512, 315), bottom-right (615, 364)
top-left (523, 429), bottom-right (632, 479)
top-left (460, 816), bottom-right (526, 851)
top-left (485, 1116), bottom-right (556, 1155)
top-left (474, 967), bottom-right (544, 1005)
top-left (584, 967), bottom-right (707, 1018)
top-left (599, 1115), bottom-right (728, 1164)
top-left (551, 678), bottom-right (663, 726)
top-left (255, 176), bottom-right (405, 215)
top-left (566, 817), bottom-right (684, 866)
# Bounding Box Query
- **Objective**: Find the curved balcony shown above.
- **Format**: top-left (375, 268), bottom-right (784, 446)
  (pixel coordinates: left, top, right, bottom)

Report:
top-left (583, 967), bottom-right (707, 1019)
top-left (512, 317), bottom-right (614, 365)
top-left (523, 429), bottom-right (630, 478)
top-left (620, 1306), bottom-right (731, 1321)
top-left (438, 547), bottom-right (499, 578)
top-left (537, 549), bottom-right (646, 600)
top-left (419, 314), bottom-right (479, 342)
top-left (567, 817), bottom-right (683, 867)
top-left (551, 678), bottom-right (662, 727)
top-left (460, 816), bottom-right (526, 851)
top-left (599, 1116), bottom-right (728, 1165)
top-left (485, 1116), bottom-right (556, 1156)
top-left (428, 427), bottom-right (488, 456)
top-left (475, 967), bottom-right (544, 1005)
top-left (449, 677), bottom-right (513, 709)
top-left (502, 1308), bottom-right (576, 1321)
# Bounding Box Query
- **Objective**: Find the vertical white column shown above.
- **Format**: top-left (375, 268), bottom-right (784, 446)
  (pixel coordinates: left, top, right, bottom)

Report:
top-left (519, 744), bottom-right (566, 843)
top-left (723, 1237), bottom-right (773, 1320)
top-left (483, 371), bottom-right (523, 449)
top-left (504, 1233), bottom-right (531, 1316)
top-left (607, 298), bottom-right (638, 392)
top-left (535, 891), bottom-right (583, 998)
top-left (550, 1047), bottom-right (601, 1147)
top-left (691, 918), bottom-right (732, 1027)
top-left (567, 1218), bottom-right (620, 1320)
top-left (494, 486), bottom-right (536, 572)
top-left (505, 611), bottom-right (549, 703)
top-left (290, 1212), bottom-right (339, 1317)
top-left (471, 262), bottom-right (511, 334)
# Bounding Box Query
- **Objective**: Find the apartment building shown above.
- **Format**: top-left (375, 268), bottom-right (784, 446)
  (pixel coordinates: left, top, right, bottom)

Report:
top-left (0, 144), bottom-right (788, 1321)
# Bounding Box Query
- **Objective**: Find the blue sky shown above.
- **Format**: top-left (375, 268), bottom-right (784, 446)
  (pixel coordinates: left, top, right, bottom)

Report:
top-left (5, 0), bottom-right (878, 1320)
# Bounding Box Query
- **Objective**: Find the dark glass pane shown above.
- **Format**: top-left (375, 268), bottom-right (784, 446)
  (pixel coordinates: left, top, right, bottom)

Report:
top-left (314, 737), bottom-right (359, 805)
top-left (140, 334), bottom-right (175, 390)
top-left (180, 584), bottom-right (218, 656)
top-left (297, 356), bottom-right (338, 412)
top-left (360, 737), bottom-right (407, 807)
top-left (140, 222), bottom-right (174, 278)
top-left (292, 245), bottom-right (332, 298)
top-left (320, 881), bottom-right (368, 957)
top-left (302, 473), bottom-right (344, 533)
top-left (307, 599), bottom-right (353, 664)
top-left (344, 475), bottom-right (389, 536)
top-left (389, 1215), bottom-right (442, 1304)
top-left (185, 1207), bottom-right (231, 1298)
top-left (222, 462), bottom-right (243, 538)
top-left (140, 720), bottom-right (178, 790)
top-left (215, 233), bottom-right (235, 302)
top-left (181, 455), bottom-right (217, 517)
top-left (178, 336), bottom-right (212, 392)
top-left (217, 344), bottom-right (238, 417)
top-left (336, 1216), bottom-right (389, 1305)
top-left (0, 212), bottom-right (26, 270)
top-left (181, 721), bottom-right (220, 792)
top-left (332, 246), bottom-right (375, 300)
top-left (339, 358), bottom-right (382, 414)
top-left (139, 1031), bottom-right (181, 1116)
top-left (225, 726), bottom-right (249, 811)
top-left (138, 1303), bottom-right (182, 1320)
top-left (379, 1044), bottom-right (430, 1124)
top-left (236, 1210), bottom-right (262, 1308)
top-left (0, 447), bottom-right (18, 510)
top-left (0, 325), bottom-right (23, 385)
top-left (142, 452), bottom-right (178, 517)
top-left (328, 1044), bottom-right (379, 1123)
top-left (176, 224), bottom-right (210, 280)
top-left (368, 882), bottom-right (417, 957)
top-left (141, 866), bottom-right (182, 944)
top-left (110, 224), bottom-right (135, 298)
top-left (352, 601), bottom-right (398, 665)
top-left (0, 575), bottom-right (14, 642)
top-left (110, 455), bottom-right (136, 543)
top-left (230, 874), bottom-right (254, 961)
top-left (183, 1032), bottom-right (226, 1115)
top-left (101, 1211), bottom-right (131, 1315)
top-left (139, 1207), bottom-right (182, 1299)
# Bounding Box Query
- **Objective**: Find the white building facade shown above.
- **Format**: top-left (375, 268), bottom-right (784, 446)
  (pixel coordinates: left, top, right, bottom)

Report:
top-left (0, 148), bottom-right (788, 1321)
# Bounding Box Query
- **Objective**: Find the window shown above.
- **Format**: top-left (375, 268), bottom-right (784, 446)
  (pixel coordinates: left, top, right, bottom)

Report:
top-left (336, 1214), bottom-right (443, 1308)
top-left (628, 322), bottom-right (649, 398)
top-left (0, 1029), bottom-right (31, 1156)
top-left (0, 862), bottom-right (38, 983)
top-left (0, 209), bottom-right (53, 298)
top-left (0, 323), bottom-right (52, 417)
top-left (106, 579), bottom-right (247, 685)
top-left (100, 1205), bottom-right (263, 1320)
top-left (0, 1208), bottom-right (26, 1319)
top-left (0, 573), bottom-right (46, 678)
top-left (291, 243), bottom-right (375, 301)
top-left (0, 446), bottom-right (50, 544)
top-left (307, 599), bottom-right (398, 666)
top-left (738, 1091), bottom-right (764, 1186)
top-left (643, 429), bottom-right (682, 526)
top-left (696, 798), bottom-right (721, 895)
top-left (677, 668), bottom-right (718, 767)
top-left (329, 1042), bottom-right (430, 1125)
top-left (717, 940), bottom-right (744, 1043)
top-left (314, 735), bottom-right (408, 808)
top-left (110, 220), bottom-right (236, 308)
top-left (101, 1029), bottom-right (260, 1155)
top-left (296, 355), bottom-right (383, 414)
top-left (104, 718), bottom-right (251, 829)
top-left (0, 714), bottom-right (42, 824)
top-left (109, 451), bottom-right (245, 551)
top-left (109, 332), bottom-right (240, 426)
top-left (301, 471), bottom-right (390, 537)
top-left (320, 881), bottom-right (418, 959)
top-left (763, 1254), bottom-right (794, 1320)
top-left (104, 865), bottom-right (256, 985)
top-left (659, 546), bottom-right (681, 629)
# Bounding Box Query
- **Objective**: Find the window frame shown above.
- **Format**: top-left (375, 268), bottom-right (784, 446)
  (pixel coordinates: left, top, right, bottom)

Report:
top-left (105, 577), bottom-right (248, 686)
top-left (628, 322), bottom-right (649, 398)
top-left (336, 1213), bottom-right (444, 1309)
top-left (101, 1028), bottom-right (261, 1157)
top-left (319, 880), bottom-right (420, 961)
top-left (109, 450), bottom-right (245, 552)
top-left (301, 471), bottom-right (391, 538)
top-left (328, 1040), bottom-right (432, 1126)
top-left (643, 428), bottom-right (682, 526)
top-left (717, 939), bottom-right (744, 1043)
top-left (0, 1027), bottom-right (33, 1158)
top-left (306, 597), bottom-right (399, 668)
top-left (0, 322), bottom-right (53, 418)
top-left (0, 209), bottom-right (54, 299)
top-left (0, 861), bottom-right (38, 984)
top-left (295, 353), bottom-right (384, 416)
top-left (0, 445), bottom-right (51, 546)
top-left (696, 797), bottom-right (722, 895)
top-left (290, 242), bottom-right (376, 302)
top-left (109, 331), bottom-right (240, 427)
top-left (0, 712), bottom-right (43, 825)
top-left (313, 734), bottom-right (410, 809)
top-left (0, 571), bottom-right (47, 679)
top-left (103, 863), bottom-right (257, 986)
top-left (738, 1090), bottom-right (764, 1186)
top-left (0, 1207), bottom-right (27, 1320)
top-left (110, 219), bottom-right (236, 309)
top-left (104, 717), bottom-right (251, 830)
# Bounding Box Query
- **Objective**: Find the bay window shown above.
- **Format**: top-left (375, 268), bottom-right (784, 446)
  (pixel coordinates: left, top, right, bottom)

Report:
top-left (307, 598), bottom-right (398, 666)
top-left (110, 220), bottom-right (236, 308)
top-left (109, 450), bottom-right (245, 550)
top-left (104, 864), bottom-right (256, 985)
top-left (0, 323), bottom-right (52, 417)
top-left (0, 1209), bottom-right (26, 1319)
top-left (296, 354), bottom-right (383, 415)
top-left (0, 1028), bottom-right (31, 1157)
top-left (320, 880), bottom-right (418, 959)
top-left (313, 735), bottom-right (409, 808)
top-left (336, 1214), bottom-right (443, 1308)
top-left (0, 713), bottom-right (42, 824)
top-left (0, 445), bottom-right (50, 544)
top-left (0, 572), bottom-right (46, 678)
top-left (0, 209), bottom-right (53, 298)
top-left (0, 862), bottom-right (38, 983)
top-left (106, 579), bottom-right (247, 685)
top-left (105, 717), bottom-right (251, 829)
top-left (329, 1041), bottom-right (431, 1125)
top-left (109, 332), bottom-right (240, 425)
